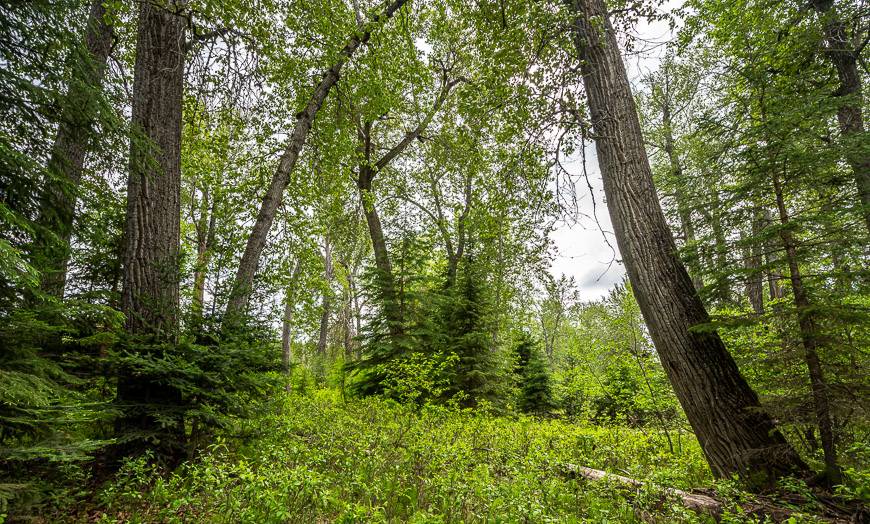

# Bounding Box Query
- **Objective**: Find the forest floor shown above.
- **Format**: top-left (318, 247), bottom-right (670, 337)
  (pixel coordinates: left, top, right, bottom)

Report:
top-left (75, 390), bottom-right (856, 523)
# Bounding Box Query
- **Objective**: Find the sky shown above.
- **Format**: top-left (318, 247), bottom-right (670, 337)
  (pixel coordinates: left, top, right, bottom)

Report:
top-left (547, 5), bottom-right (680, 301)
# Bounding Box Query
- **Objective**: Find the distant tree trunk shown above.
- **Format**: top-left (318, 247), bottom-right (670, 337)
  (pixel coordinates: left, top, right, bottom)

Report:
top-left (34, 0), bottom-right (114, 298)
top-left (699, 193), bottom-right (731, 304)
top-left (317, 237), bottom-right (333, 355)
top-left (760, 208), bottom-right (786, 301)
top-left (771, 170), bottom-right (841, 484)
top-left (710, 197), bottom-right (730, 303)
top-left (223, 0), bottom-right (410, 321)
top-left (661, 98), bottom-right (702, 291)
top-left (432, 171), bottom-right (471, 287)
top-left (349, 267), bottom-right (362, 357)
top-left (353, 78), bottom-right (458, 334)
top-left (336, 259), bottom-right (357, 356)
top-left (281, 259), bottom-right (302, 373)
top-left (358, 163), bottom-right (403, 335)
top-left (810, 0), bottom-right (870, 234)
top-left (743, 218), bottom-right (765, 315)
top-left (566, 0), bottom-right (807, 485)
top-left (342, 301), bottom-right (354, 355)
top-left (191, 186), bottom-right (217, 325)
top-left (116, 0), bottom-right (186, 462)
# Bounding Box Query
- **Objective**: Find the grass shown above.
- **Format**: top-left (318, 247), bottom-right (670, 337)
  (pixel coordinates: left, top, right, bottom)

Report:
top-left (77, 390), bottom-right (833, 523)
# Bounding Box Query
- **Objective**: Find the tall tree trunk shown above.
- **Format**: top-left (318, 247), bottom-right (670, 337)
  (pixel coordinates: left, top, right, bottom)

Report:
top-left (223, 0), bottom-right (410, 321)
top-left (281, 258), bottom-right (302, 373)
top-left (317, 237), bottom-right (333, 354)
top-left (566, 0), bottom-right (807, 485)
top-left (34, 0), bottom-right (114, 298)
top-left (342, 299), bottom-right (354, 356)
top-left (760, 208), bottom-right (786, 301)
top-left (810, 0), bottom-right (870, 234)
top-left (661, 98), bottom-right (702, 291)
top-left (771, 170), bottom-right (841, 484)
top-left (358, 166), bottom-right (403, 335)
top-left (116, 0), bottom-right (186, 462)
top-left (353, 78), bottom-right (457, 334)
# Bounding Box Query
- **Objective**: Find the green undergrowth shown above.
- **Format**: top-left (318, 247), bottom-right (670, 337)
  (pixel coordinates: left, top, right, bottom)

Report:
top-left (78, 390), bottom-right (828, 523)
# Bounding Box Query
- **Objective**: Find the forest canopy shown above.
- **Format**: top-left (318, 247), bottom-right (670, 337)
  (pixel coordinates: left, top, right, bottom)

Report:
top-left (0, 0), bottom-right (868, 521)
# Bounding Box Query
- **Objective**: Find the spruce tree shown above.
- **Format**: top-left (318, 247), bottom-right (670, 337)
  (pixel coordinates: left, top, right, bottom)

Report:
top-left (513, 332), bottom-right (554, 416)
top-left (439, 257), bottom-right (500, 408)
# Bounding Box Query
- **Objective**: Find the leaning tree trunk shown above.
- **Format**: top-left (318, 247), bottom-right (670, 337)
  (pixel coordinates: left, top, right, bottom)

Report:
top-left (771, 170), bottom-right (841, 484)
top-left (353, 78), bottom-right (457, 336)
top-left (116, 0), bottom-right (186, 463)
top-left (34, 0), bottom-right (114, 298)
top-left (566, 0), bottom-right (807, 485)
top-left (223, 0), bottom-right (410, 322)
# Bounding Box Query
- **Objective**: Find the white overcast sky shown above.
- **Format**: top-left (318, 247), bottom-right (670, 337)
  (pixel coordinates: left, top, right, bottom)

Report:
top-left (547, 5), bottom-right (679, 300)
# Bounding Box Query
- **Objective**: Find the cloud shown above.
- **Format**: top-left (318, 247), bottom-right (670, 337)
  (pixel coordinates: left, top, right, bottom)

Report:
top-left (546, 8), bottom-right (677, 301)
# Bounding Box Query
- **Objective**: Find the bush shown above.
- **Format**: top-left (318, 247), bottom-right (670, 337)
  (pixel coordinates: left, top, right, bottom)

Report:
top-left (109, 324), bottom-right (282, 463)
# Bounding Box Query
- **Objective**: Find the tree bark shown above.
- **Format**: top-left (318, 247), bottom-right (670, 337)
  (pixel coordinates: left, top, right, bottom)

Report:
top-left (810, 0), bottom-right (870, 234)
top-left (566, 0), bottom-right (807, 485)
top-left (116, 0), bottom-right (186, 462)
top-left (34, 0), bottom-right (114, 298)
top-left (771, 170), bottom-right (841, 484)
top-left (223, 0), bottom-right (410, 321)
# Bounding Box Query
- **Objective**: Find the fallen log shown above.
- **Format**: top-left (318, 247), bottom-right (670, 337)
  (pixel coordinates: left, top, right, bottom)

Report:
top-left (562, 464), bottom-right (723, 520)
top-left (562, 464), bottom-right (868, 523)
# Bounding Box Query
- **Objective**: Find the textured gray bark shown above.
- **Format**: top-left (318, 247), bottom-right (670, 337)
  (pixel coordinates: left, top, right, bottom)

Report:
top-left (567, 0), bottom-right (807, 484)
top-left (122, 0), bottom-right (185, 336)
top-left (116, 0), bottom-right (187, 462)
top-left (224, 0), bottom-right (411, 321)
top-left (35, 0), bottom-right (114, 298)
